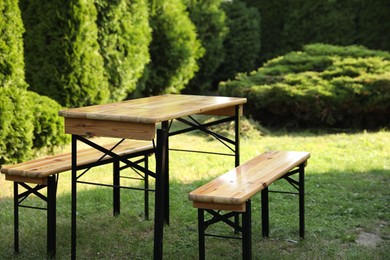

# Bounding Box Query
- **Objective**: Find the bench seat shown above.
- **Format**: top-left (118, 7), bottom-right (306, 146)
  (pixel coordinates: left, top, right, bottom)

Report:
top-left (189, 151), bottom-right (310, 259)
top-left (1, 139), bottom-right (154, 258)
top-left (2, 139), bottom-right (153, 181)
top-left (189, 151), bottom-right (310, 211)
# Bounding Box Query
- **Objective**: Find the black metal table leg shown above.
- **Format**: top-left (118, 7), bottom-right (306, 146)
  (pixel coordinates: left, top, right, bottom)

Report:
top-left (198, 209), bottom-right (205, 260)
top-left (13, 182), bottom-right (19, 254)
top-left (47, 175), bottom-right (57, 258)
top-left (154, 127), bottom-right (168, 260)
top-left (261, 187), bottom-right (269, 238)
top-left (113, 160), bottom-right (120, 216)
top-left (299, 163), bottom-right (305, 238)
top-left (144, 155), bottom-right (149, 220)
top-left (242, 200), bottom-right (252, 260)
top-left (71, 135), bottom-right (77, 260)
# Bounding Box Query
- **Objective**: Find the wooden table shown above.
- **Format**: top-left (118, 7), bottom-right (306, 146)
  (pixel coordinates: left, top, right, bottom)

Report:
top-left (59, 94), bottom-right (247, 259)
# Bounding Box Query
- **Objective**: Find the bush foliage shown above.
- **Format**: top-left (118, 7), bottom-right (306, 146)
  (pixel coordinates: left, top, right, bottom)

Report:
top-left (213, 0), bottom-right (261, 85)
top-left (219, 44), bottom-right (390, 129)
top-left (21, 0), bottom-right (109, 108)
top-left (1, 1), bottom-right (69, 165)
top-left (0, 87), bottom-right (33, 165)
top-left (136, 0), bottom-right (204, 96)
top-left (28, 92), bottom-right (69, 149)
top-left (242, 0), bottom-right (390, 64)
top-left (0, 0), bottom-right (27, 89)
top-left (95, 0), bottom-right (151, 102)
top-left (184, 0), bottom-right (228, 94)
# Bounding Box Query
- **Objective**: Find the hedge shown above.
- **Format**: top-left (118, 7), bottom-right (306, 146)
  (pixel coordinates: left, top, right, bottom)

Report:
top-left (0, 87), bottom-right (33, 165)
top-left (184, 0), bottom-right (228, 94)
top-left (219, 44), bottom-right (390, 129)
top-left (0, 0), bottom-right (27, 90)
top-left (28, 92), bottom-right (69, 149)
top-left (212, 0), bottom-right (261, 85)
top-left (95, 0), bottom-right (151, 102)
top-left (136, 0), bottom-right (204, 96)
top-left (21, 0), bottom-right (109, 108)
top-left (242, 0), bottom-right (390, 64)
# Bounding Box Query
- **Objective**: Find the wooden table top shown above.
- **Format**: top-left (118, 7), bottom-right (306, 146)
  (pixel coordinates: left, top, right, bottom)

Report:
top-left (58, 94), bottom-right (247, 124)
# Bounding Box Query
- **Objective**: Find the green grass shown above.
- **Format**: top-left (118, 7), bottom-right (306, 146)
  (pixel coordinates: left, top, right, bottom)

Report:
top-left (0, 126), bottom-right (389, 259)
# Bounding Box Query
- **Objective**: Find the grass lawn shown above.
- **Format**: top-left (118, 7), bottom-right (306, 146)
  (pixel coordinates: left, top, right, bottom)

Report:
top-left (0, 123), bottom-right (389, 259)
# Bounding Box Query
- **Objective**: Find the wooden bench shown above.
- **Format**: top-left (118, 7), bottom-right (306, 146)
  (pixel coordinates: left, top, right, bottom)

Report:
top-left (1, 139), bottom-right (154, 258)
top-left (188, 151), bottom-right (310, 259)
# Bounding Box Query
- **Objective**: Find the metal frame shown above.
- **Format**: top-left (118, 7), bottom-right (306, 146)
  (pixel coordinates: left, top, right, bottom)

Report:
top-left (196, 161), bottom-right (307, 259)
top-left (13, 175), bottom-right (58, 258)
top-left (261, 163), bottom-right (306, 238)
top-left (70, 135), bottom-right (155, 259)
top-left (152, 106), bottom-right (242, 259)
top-left (70, 105), bottom-right (242, 260)
top-left (197, 200), bottom-right (252, 260)
top-left (10, 137), bottom-right (153, 259)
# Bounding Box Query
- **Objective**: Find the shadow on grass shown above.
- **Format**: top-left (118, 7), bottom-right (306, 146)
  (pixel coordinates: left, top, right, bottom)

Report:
top-left (0, 169), bottom-right (389, 259)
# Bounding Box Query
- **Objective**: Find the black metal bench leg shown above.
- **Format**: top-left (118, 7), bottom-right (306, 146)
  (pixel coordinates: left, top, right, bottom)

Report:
top-left (299, 164), bottom-right (305, 238)
top-left (198, 209), bottom-right (205, 260)
top-left (261, 187), bottom-right (269, 238)
top-left (47, 175), bottom-right (57, 258)
top-left (113, 160), bottom-right (120, 217)
top-left (144, 155), bottom-right (149, 220)
top-left (13, 182), bottom-right (19, 254)
top-left (242, 200), bottom-right (252, 260)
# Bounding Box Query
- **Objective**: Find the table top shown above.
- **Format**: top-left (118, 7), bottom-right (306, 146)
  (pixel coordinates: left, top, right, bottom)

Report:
top-left (58, 94), bottom-right (247, 124)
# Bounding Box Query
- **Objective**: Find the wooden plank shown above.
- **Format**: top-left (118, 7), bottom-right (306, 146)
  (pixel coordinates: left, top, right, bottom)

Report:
top-left (59, 94), bottom-right (247, 124)
top-left (6, 175), bottom-right (48, 185)
top-left (193, 201), bottom-right (246, 212)
top-left (1, 140), bottom-right (153, 178)
top-left (199, 104), bottom-right (243, 117)
top-left (188, 151), bottom-right (310, 205)
top-left (64, 118), bottom-right (155, 140)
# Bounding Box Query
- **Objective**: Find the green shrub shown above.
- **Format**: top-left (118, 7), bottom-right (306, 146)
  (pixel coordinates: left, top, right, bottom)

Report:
top-left (242, 0), bottom-right (390, 64)
top-left (219, 44), bottom-right (390, 129)
top-left (184, 0), bottom-right (228, 94)
top-left (27, 92), bottom-right (69, 149)
top-left (95, 0), bottom-right (151, 102)
top-left (0, 0), bottom-right (27, 89)
top-left (136, 0), bottom-right (204, 96)
top-left (21, 0), bottom-right (109, 107)
top-left (0, 87), bottom-right (33, 165)
top-left (213, 0), bottom-right (261, 85)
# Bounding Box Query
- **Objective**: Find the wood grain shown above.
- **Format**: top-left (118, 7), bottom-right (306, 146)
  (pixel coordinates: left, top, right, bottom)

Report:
top-left (1, 140), bottom-right (153, 180)
top-left (189, 151), bottom-right (310, 208)
top-left (59, 94), bottom-right (247, 124)
top-left (64, 118), bottom-right (155, 140)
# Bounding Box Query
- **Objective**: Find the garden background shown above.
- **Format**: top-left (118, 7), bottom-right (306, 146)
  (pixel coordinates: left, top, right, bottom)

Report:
top-left (0, 0), bottom-right (389, 258)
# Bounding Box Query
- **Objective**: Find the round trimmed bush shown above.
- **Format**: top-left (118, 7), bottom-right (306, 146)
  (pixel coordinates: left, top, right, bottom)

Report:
top-left (28, 91), bottom-right (69, 149)
top-left (219, 44), bottom-right (390, 129)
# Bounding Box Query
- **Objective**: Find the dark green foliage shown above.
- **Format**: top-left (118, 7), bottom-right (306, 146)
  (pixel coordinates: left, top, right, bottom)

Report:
top-left (136, 0), bottom-right (204, 96)
top-left (0, 87), bottom-right (33, 165)
top-left (0, 88), bottom-right (69, 165)
top-left (212, 0), bottom-right (261, 85)
top-left (28, 91), bottom-right (69, 149)
top-left (21, 0), bottom-right (109, 108)
top-left (242, 0), bottom-right (390, 64)
top-left (184, 0), bottom-right (228, 94)
top-left (241, 0), bottom-right (287, 64)
top-left (219, 44), bottom-right (390, 129)
top-left (95, 0), bottom-right (151, 102)
top-left (0, 0), bottom-right (27, 89)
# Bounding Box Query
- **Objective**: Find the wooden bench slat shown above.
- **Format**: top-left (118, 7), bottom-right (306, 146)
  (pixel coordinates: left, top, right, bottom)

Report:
top-left (188, 151), bottom-right (310, 207)
top-left (1, 140), bottom-right (153, 179)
